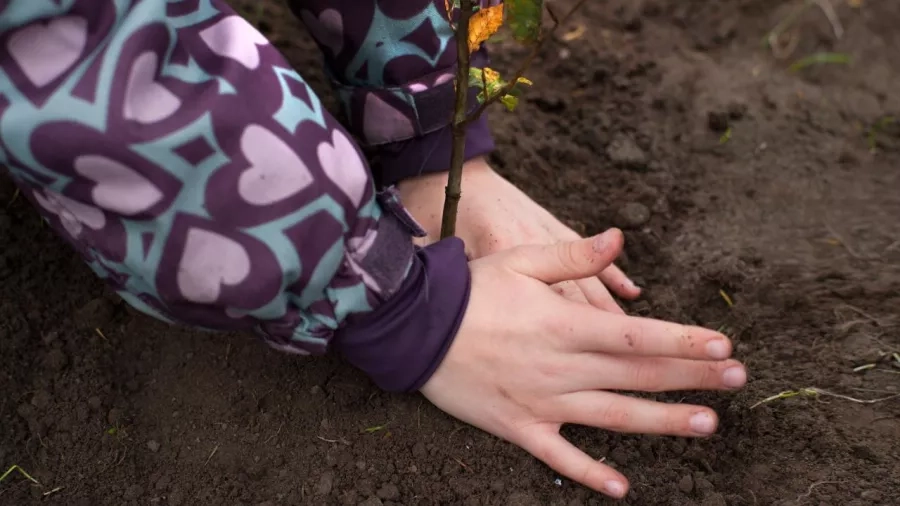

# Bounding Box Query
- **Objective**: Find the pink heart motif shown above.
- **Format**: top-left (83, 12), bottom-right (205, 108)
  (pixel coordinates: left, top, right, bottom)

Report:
top-left (7, 16), bottom-right (88, 87)
top-left (32, 189), bottom-right (106, 238)
top-left (123, 52), bottom-right (182, 124)
top-left (407, 72), bottom-right (455, 94)
top-left (348, 228), bottom-right (378, 258)
top-left (299, 8), bottom-right (344, 55)
top-left (346, 228), bottom-right (381, 294)
top-left (199, 15), bottom-right (269, 70)
top-left (176, 228), bottom-right (251, 304)
top-left (238, 125), bottom-right (315, 206)
top-left (74, 155), bottom-right (164, 215)
top-left (316, 128), bottom-right (368, 208)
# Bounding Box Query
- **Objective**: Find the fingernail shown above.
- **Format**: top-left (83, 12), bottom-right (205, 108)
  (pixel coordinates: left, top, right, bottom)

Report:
top-left (592, 232), bottom-right (610, 252)
top-left (689, 412), bottom-right (716, 434)
top-left (604, 480), bottom-right (626, 498)
top-left (626, 279), bottom-right (640, 290)
top-left (723, 366), bottom-right (747, 388)
top-left (705, 339), bottom-right (730, 360)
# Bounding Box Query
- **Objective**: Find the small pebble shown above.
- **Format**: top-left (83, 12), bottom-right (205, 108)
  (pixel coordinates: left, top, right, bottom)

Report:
top-left (606, 134), bottom-right (648, 170)
top-left (123, 485), bottom-right (143, 500)
top-left (147, 440), bottom-right (160, 453)
top-left (695, 476), bottom-right (715, 493)
top-left (30, 390), bottom-right (52, 410)
top-left (678, 474), bottom-right (694, 494)
top-left (376, 483), bottom-right (399, 501)
top-left (860, 490), bottom-right (883, 501)
top-left (701, 492), bottom-right (727, 506)
top-left (88, 396), bottom-right (103, 410)
top-left (616, 202), bottom-right (652, 229)
top-left (43, 349), bottom-right (68, 371)
top-left (505, 492), bottom-right (541, 506)
top-left (315, 471), bottom-right (334, 495)
top-left (168, 489), bottom-right (184, 506)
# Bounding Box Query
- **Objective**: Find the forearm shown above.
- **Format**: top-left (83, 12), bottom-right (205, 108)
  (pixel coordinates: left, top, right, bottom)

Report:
top-left (0, 0), bottom-right (469, 392)
top-left (286, 0), bottom-right (498, 186)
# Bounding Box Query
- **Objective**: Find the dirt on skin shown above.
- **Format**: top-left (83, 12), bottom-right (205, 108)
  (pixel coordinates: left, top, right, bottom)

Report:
top-left (2, 0), bottom-right (899, 505)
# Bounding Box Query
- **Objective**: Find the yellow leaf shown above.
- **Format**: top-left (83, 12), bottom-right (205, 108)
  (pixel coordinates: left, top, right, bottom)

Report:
top-left (481, 67), bottom-right (500, 84)
top-left (561, 24), bottom-right (586, 41)
top-left (468, 4), bottom-right (504, 54)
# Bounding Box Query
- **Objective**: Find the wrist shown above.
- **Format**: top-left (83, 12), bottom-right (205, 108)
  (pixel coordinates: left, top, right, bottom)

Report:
top-left (397, 157), bottom-right (496, 239)
top-left (333, 238), bottom-right (472, 393)
top-left (397, 156), bottom-right (492, 193)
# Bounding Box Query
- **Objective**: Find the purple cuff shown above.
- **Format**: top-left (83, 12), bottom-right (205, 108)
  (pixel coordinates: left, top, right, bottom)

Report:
top-left (334, 237), bottom-right (471, 393)
top-left (370, 112), bottom-right (496, 187)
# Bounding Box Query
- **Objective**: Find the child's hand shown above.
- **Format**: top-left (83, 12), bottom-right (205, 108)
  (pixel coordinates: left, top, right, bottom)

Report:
top-left (420, 229), bottom-right (747, 499)
top-left (398, 157), bottom-right (640, 313)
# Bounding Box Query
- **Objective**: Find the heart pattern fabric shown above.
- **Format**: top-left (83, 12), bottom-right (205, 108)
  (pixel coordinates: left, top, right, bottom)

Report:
top-left (1, 0), bottom-right (467, 355)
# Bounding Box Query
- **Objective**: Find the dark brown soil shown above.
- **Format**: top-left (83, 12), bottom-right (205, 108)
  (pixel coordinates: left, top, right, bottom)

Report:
top-left (2, 1), bottom-right (899, 505)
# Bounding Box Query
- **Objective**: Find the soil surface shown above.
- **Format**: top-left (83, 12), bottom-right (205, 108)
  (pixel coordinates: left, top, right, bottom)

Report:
top-left (2, 0), bottom-right (899, 505)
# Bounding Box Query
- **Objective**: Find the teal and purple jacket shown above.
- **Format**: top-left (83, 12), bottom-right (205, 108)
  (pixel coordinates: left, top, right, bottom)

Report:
top-left (0, 0), bottom-right (499, 392)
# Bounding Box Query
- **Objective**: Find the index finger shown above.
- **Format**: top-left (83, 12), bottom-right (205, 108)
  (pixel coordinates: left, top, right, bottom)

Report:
top-left (560, 307), bottom-right (733, 361)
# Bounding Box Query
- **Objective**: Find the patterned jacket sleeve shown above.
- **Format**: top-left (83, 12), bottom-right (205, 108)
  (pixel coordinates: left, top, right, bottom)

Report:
top-left (286, 0), bottom-right (498, 186)
top-left (0, 0), bottom-right (471, 392)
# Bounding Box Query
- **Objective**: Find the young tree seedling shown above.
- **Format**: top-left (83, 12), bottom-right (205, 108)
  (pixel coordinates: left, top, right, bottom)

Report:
top-left (439, 0), bottom-right (589, 238)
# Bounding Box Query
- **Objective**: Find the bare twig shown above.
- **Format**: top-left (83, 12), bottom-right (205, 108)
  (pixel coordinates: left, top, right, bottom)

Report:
top-left (545, 4), bottom-right (559, 25)
top-left (812, 0), bottom-right (843, 39)
top-left (453, 457), bottom-right (473, 473)
top-left (834, 304), bottom-right (893, 327)
top-left (316, 435), bottom-right (351, 445)
top-left (765, 0), bottom-right (813, 55)
top-left (263, 422), bottom-right (284, 445)
top-left (811, 387), bottom-right (900, 404)
top-left (42, 487), bottom-right (63, 497)
top-left (204, 444), bottom-right (219, 466)
top-left (750, 387), bottom-right (900, 409)
top-left (764, 0), bottom-right (843, 59)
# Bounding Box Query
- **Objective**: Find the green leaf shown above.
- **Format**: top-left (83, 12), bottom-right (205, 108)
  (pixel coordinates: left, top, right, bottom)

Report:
top-left (719, 126), bottom-right (732, 144)
top-left (500, 94), bottom-right (519, 111)
top-left (788, 52), bottom-right (851, 72)
top-left (468, 67), bottom-right (486, 88)
top-left (506, 0), bottom-right (543, 44)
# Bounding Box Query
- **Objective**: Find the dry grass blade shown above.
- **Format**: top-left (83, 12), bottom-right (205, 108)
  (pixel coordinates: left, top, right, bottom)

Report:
top-left (0, 465), bottom-right (39, 485)
top-left (750, 387), bottom-right (900, 409)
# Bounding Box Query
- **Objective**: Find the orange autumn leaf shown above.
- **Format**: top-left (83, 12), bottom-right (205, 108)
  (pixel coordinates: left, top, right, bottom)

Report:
top-left (468, 4), bottom-right (504, 54)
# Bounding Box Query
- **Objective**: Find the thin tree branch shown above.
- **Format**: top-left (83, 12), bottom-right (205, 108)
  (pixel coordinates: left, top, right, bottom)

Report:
top-left (463, 0), bottom-right (590, 126)
top-left (439, 0), bottom-right (476, 239)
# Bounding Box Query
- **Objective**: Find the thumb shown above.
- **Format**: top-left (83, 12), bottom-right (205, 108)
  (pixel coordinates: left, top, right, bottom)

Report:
top-left (507, 228), bottom-right (624, 284)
